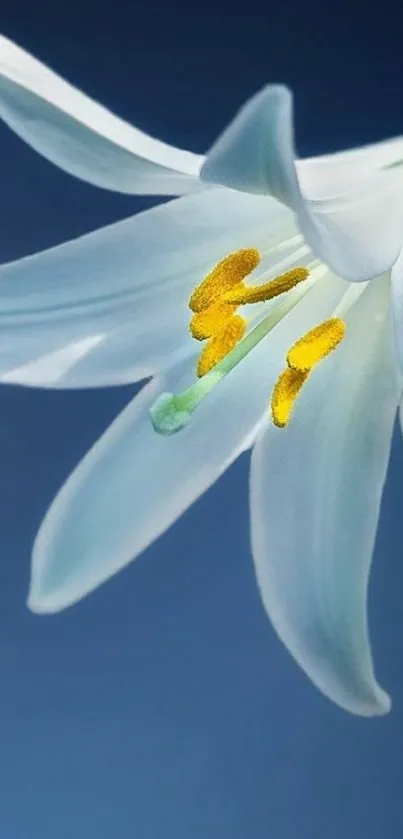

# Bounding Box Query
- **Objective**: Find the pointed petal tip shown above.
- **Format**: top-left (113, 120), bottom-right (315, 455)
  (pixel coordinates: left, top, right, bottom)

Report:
top-left (199, 83), bottom-right (294, 197)
top-left (201, 79), bottom-right (403, 280)
top-left (28, 528), bottom-right (93, 615)
top-left (27, 593), bottom-right (57, 615)
top-left (26, 593), bottom-right (56, 615)
top-left (368, 689), bottom-right (392, 717)
top-left (27, 577), bottom-right (77, 614)
top-left (318, 677), bottom-right (392, 718)
top-left (349, 692), bottom-right (392, 717)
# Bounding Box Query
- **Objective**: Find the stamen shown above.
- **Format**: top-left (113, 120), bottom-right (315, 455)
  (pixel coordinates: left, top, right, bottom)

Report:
top-left (287, 317), bottom-right (346, 373)
top-left (271, 368), bottom-right (309, 428)
top-left (189, 248), bottom-right (260, 313)
top-left (151, 270), bottom-right (319, 436)
top-left (197, 314), bottom-right (246, 377)
top-left (222, 266), bottom-right (309, 306)
top-left (189, 301), bottom-right (237, 340)
top-left (270, 316), bottom-right (346, 428)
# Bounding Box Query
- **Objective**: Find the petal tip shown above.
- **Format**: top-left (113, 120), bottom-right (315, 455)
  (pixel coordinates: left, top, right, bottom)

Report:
top-left (361, 687), bottom-right (392, 718)
top-left (27, 547), bottom-right (81, 615)
top-left (27, 582), bottom-right (67, 615)
top-left (199, 82), bottom-right (295, 199)
top-left (315, 669), bottom-right (392, 718)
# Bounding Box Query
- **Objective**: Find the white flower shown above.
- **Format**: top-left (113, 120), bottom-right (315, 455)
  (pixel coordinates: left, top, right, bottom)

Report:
top-left (2, 35), bottom-right (403, 717)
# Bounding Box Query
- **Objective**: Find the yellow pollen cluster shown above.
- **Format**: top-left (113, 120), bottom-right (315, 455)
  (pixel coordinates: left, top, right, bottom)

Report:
top-left (197, 315), bottom-right (246, 378)
top-left (271, 368), bottom-right (309, 429)
top-left (271, 317), bottom-right (346, 428)
top-left (190, 300), bottom-right (237, 340)
top-left (189, 249), bottom-right (313, 378)
top-left (189, 248), bottom-right (260, 313)
top-left (287, 318), bottom-right (346, 373)
top-left (222, 266), bottom-right (309, 306)
top-left (189, 248), bottom-right (260, 377)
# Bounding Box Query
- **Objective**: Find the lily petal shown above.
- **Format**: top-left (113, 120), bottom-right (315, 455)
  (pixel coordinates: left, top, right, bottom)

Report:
top-left (307, 136), bottom-right (403, 171)
top-left (28, 270), bottom-right (347, 612)
top-left (0, 34), bottom-right (203, 194)
top-left (390, 246), bottom-right (403, 374)
top-left (201, 85), bottom-right (403, 281)
top-left (0, 187), bottom-right (292, 387)
top-left (250, 275), bottom-right (397, 716)
top-left (26, 349), bottom-right (272, 613)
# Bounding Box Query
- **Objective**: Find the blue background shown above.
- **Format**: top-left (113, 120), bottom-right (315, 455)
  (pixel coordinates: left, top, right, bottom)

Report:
top-left (1, 1), bottom-right (403, 836)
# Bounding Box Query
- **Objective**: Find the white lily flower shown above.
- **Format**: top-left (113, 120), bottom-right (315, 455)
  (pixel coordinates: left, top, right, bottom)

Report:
top-left (1, 36), bottom-right (403, 717)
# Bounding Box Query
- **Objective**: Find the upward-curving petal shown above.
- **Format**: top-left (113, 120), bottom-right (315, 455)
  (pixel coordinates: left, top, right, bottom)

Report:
top-left (0, 187), bottom-right (292, 387)
top-left (306, 136), bottom-right (403, 171)
top-left (250, 275), bottom-right (398, 716)
top-left (0, 34), bottom-right (204, 194)
top-left (201, 85), bottom-right (403, 281)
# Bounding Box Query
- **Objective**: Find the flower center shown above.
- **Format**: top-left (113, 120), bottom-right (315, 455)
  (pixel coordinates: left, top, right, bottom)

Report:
top-left (150, 249), bottom-right (346, 435)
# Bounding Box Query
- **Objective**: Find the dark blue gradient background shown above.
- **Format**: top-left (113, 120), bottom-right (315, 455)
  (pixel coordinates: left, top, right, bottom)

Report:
top-left (1, 2), bottom-right (403, 837)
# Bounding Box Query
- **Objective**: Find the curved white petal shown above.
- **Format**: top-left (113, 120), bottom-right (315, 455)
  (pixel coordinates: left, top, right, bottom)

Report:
top-left (28, 268), bottom-right (348, 612)
top-left (390, 246), bottom-right (403, 374)
top-left (201, 85), bottom-right (403, 281)
top-left (250, 275), bottom-right (398, 716)
top-left (26, 347), bottom-right (272, 613)
top-left (0, 187), bottom-right (293, 387)
top-left (0, 35), bottom-right (204, 195)
top-left (306, 136), bottom-right (403, 171)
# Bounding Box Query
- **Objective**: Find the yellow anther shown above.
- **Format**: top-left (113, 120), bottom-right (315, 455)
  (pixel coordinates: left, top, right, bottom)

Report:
top-left (271, 368), bottom-right (309, 428)
top-left (197, 314), bottom-right (246, 377)
top-left (222, 266), bottom-right (309, 306)
top-left (270, 317), bottom-right (346, 428)
top-left (287, 317), bottom-right (346, 373)
top-left (189, 301), bottom-right (237, 340)
top-left (189, 248), bottom-right (260, 313)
